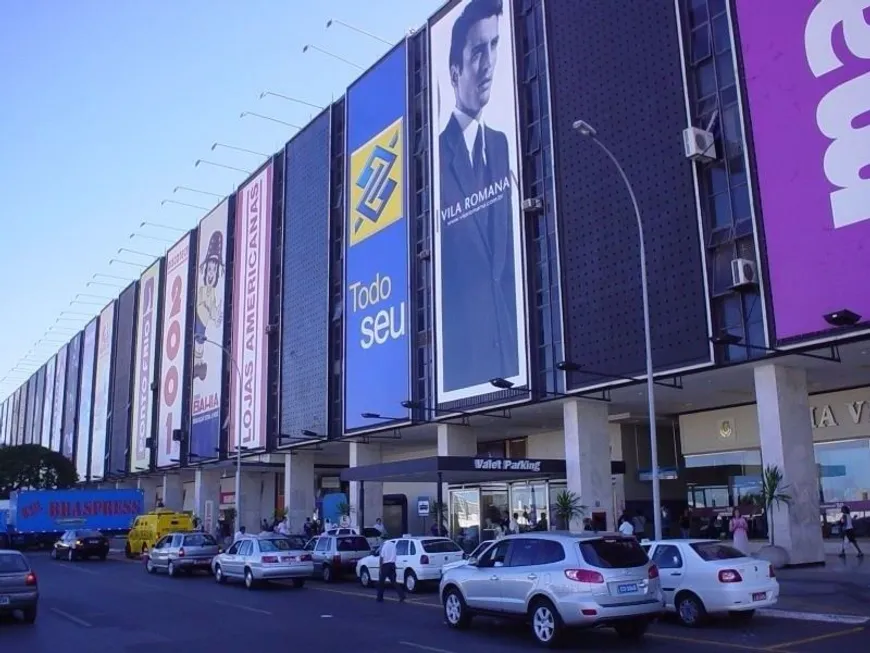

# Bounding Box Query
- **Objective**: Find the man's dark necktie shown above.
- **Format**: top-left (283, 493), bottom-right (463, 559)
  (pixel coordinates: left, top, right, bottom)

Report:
top-left (472, 125), bottom-right (485, 186)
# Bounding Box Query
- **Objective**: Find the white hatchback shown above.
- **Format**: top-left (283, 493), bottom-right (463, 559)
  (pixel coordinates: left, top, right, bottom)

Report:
top-left (356, 536), bottom-right (464, 593)
top-left (641, 539), bottom-right (779, 626)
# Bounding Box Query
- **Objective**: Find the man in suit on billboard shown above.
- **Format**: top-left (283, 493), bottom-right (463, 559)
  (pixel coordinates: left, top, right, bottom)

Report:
top-left (438, 0), bottom-right (519, 394)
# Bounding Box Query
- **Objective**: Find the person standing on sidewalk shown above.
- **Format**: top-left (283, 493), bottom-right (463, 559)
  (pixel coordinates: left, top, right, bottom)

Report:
top-left (839, 505), bottom-right (864, 558)
top-left (376, 539), bottom-right (406, 603)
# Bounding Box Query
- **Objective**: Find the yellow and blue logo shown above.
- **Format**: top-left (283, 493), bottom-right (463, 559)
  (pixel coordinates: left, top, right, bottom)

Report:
top-left (349, 117), bottom-right (404, 247)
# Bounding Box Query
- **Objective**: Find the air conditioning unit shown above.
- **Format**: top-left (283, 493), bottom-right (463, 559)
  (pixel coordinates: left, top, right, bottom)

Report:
top-left (682, 127), bottom-right (717, 162)
top-left (730, 258), bottom-right (757, 288)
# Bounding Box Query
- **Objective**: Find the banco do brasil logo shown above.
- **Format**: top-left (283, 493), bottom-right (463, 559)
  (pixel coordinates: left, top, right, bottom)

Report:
top-left (349, 116), bottom-right (404, 246)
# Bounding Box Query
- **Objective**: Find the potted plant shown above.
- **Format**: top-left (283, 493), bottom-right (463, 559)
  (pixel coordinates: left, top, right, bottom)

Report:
top-left (552, 490), bottom-right (586, 531)
top-left (755, 465), bottom-right (793, 568)
top-left (274, 506), bottom-right (288, 524)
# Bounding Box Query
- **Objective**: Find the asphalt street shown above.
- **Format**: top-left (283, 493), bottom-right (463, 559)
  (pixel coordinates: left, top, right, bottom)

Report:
top-left (1, 552), bottom-right (868, 652)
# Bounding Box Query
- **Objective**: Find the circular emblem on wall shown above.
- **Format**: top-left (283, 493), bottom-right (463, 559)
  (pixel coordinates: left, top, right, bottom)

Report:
top-left (719, 420), bottom-right (733, 439)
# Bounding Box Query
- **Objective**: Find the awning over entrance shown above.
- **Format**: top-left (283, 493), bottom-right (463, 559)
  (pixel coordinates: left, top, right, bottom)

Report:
top-left (340, 456), bottom-right (568, 484)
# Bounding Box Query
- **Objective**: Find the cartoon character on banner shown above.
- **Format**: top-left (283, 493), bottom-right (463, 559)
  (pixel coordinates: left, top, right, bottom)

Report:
top-left (193, 230), bottom-right (225, 381)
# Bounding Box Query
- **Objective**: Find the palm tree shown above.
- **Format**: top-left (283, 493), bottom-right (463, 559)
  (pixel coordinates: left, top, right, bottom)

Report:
top-left (552, 490), bottom-right (587, 531)
top-left (761, 465), bottom-right (792, 547)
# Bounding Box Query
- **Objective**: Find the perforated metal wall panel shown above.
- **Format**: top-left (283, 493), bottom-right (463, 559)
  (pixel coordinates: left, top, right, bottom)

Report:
top-left (280, 111), bottom-right (331, 440)
top-left (109, 282), bottom-right (137, 475)
top-left (546, 0), bottom-right (710, 388)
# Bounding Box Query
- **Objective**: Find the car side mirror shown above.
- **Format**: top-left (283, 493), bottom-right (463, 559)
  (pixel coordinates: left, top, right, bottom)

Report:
top-left (494, 561), bottom-right (504, 568)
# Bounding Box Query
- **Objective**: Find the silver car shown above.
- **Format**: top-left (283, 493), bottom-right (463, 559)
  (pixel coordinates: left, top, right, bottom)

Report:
top-left (145, 532), bottom-right (220, 577)
top-left (212, 534), bottom-right (312, 589)
top-left (0, 550), bottom-right (38, 624)
top-left (439, 532), bottom-right (663, 647)
top-left (305, 534), bottom-right (373, 583)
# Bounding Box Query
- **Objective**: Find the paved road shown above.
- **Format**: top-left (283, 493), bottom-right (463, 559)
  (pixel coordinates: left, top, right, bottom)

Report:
top-left (1, 552), bottom-right (868, 652)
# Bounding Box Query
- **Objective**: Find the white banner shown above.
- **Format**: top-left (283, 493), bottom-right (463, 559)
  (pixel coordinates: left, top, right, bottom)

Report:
top-left (40, 355), bottom-right (56, 449)
top-left (231, 164), bottom-right (273, 450)
top-left (130, 262), bottom-right (162, 472)
top-left (76, 320), bottom-right (98, 481)
top-left (157, 235), bottom-right (193, 467)
top-left (90, 302), bottom-right (115, 480)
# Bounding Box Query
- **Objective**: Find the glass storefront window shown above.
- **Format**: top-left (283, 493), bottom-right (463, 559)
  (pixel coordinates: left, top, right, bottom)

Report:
top-left (510, 483), bottom-right (549, 531)
top-left (449, 489), bottom-right (481, 553)
top-left (481, 486), bottom-right (509, 541)
top-left (815, 439), bottom-right (870, 505)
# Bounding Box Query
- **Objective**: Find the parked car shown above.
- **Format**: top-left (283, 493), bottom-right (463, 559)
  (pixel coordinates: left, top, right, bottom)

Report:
top-left (305, 534), bottom-right (372, 583)
top-left (440, 532), bottom-right (663, 647)
top-left (213, 534), bottom-right (312, 590)
top-left (356, 536), bottom-right (465, 593)
top-left (640, 539), bottom-right (779, 626)
top-left (0, 550), bottom-right (38, 624)
top-left (144, 532), bottom-right (220, 577)
top-left (50, 529), bottom-right (110, 561)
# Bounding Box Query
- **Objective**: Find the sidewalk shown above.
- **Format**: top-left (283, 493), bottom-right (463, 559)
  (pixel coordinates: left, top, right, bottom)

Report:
top-left (747, 538), bottom-right (870, 556)
top-left (769, 555), bottom-right (870, 622)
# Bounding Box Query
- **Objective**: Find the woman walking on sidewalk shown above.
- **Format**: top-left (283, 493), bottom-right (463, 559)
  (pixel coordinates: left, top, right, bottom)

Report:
top-left (729, 508), bottom-right (750, 556)
top-left (839, 505), bottom-right (864, 558)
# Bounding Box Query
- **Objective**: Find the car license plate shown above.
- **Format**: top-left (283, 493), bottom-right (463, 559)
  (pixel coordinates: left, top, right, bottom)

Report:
top-left (0, 596), bottom-right (9, 606)
top-left (752, 592), bottom-right (766, 601)
top-left (88, 539), bottom-right (100, 544)
top-left (197, 559), bottom-right (210, 565)
top-left (617, 583), bottom-right (639, 594)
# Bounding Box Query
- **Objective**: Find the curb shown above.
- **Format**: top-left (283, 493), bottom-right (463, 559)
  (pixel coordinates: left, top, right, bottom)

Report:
top-left (758, 608), bottom-right (870, 625)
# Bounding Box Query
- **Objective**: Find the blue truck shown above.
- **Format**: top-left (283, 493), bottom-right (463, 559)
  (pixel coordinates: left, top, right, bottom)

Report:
top-left (5, 488), bottom-right (145, 549)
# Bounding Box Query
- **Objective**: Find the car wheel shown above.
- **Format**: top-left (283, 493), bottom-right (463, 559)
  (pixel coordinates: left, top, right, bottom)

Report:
top-left (529, 598), bottom-right (564, 648)
top-left (360, 567), bottom-right (371, 588)
top-left (244, 568), bottom-right (256, 590)
top-left (322, 565), bottom-right (333, 583)
top-left (614, 618), bottom-right (649, 640)
top-left (145, 557), bottom-right (156, 574)
top-left (404, 570), bottom-right (419, 594)
top-left (443, 587), bottom-right (472, 630)
top-left (291, 578), bottom-right (305, 588)
top-left (124, 542), bottom-right (133, 559)
top-left (99, 553), bottom-right (107, 561)
top-left (67, 549), bottom-right (75, 562)
top-left (214, 564), bottom-right (226, 584)
top-left (50, 548), bottom-right (57, 560)
top-left (21, 606), bottom-right (37, 624)
top-left (729, 609), bottom-right (755, 622)
top-left (676, 592), bottom-right (707, 627)
top-left (167, 561), bottom-right (177, 578)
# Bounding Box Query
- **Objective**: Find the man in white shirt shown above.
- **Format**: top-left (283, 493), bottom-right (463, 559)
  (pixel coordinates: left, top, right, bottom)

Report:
top-left (233, 525), bottom-right (247, 542)
top-left (618, 519), bottom-right (635, 537)
top-left (376, 539), bottom-right (406, 603)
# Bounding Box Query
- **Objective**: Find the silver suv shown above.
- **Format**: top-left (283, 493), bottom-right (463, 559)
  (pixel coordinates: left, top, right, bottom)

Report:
top-left (439, 532), bottom-right (663, 647)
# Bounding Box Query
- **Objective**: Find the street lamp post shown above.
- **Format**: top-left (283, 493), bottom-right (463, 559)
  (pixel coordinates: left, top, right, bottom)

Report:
top-left (573, 119), bottom-right (662, 541)
top-left (202, 337), bottom-right (244, 532)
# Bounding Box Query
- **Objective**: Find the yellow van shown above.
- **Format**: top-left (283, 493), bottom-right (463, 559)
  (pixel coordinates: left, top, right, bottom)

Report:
top-left (125, 509), bottom-right (193, 557)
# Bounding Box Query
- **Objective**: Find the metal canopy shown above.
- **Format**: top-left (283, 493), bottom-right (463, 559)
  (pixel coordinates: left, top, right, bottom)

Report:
top-left (339, 456), bottom-right (568, 484)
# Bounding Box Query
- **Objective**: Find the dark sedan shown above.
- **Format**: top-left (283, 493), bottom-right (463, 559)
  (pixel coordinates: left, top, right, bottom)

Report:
top-left (51, 529), bottom-right (110, 561)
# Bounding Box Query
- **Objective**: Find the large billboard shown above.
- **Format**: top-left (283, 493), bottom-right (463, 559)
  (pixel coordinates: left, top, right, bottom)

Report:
top-left (230, 164), bottom-right (273, 451)
top-left (191, 201), bottom-right (229, 459)
top-left (62, 333), bottom-right (82, 462)
top-left (76, 319), bottom-right (98, 481)
top-left (735, 0), bottom-right (870, 340)
top-left (32, 366), bottom-right (46, 446)
top-left (40, 355), bottom-right (56, 449)
top-left (51, 344), bottom-right (68, 452)
top-left (430, 0), bottom-right (528, 405)
top-left (157, 234), bottom-right (193, 468)
top-left (90, 302), bottom-right (115, 480)
top-left (343, 43), bottom-right (411, 432)
top-left (130, 261), bottom-right (163, 472)
top-left (109, 282), bottom-right (137, 476)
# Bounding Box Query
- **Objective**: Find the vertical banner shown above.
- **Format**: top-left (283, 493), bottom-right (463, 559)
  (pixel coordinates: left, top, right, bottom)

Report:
top-left (157, 234), bottom-right (193, 467)
top-left (23, 377), bottom-right (34, 444)
top-left (191, 201), bottom-right (229, 459)
top-left (231, 164), bottom-right (273, 450)
top-left (40, 355), bottom-right (57, 449)
top-left (76, 320), bottom-right (98, 481)
top-left (0, 400), bottom-right (6, 445)
top-left (734, 0), bottom-right (870, 340)
top-left (343, 43), bottom-right (411, 432)
top-left (32, 367), bottom-right (46, 446)
top-left (51, 344), bottom-right (68, 453)
top-left (430, 0), bottom-right (528, 404)
top-left (62, 333), bottom-right (82, 462)
top-left (11, 389), bottom-right (20, 445)
top-left (90, 302), bottom-right (115, 480)
top-left (109, 283), bottom-right (137, 476)
top-left (130, 261), bottom-right (162, 472)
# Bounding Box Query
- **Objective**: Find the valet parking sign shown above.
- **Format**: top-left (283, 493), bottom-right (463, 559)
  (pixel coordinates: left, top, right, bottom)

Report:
top-left (343, 42), bottom-right (411, 432)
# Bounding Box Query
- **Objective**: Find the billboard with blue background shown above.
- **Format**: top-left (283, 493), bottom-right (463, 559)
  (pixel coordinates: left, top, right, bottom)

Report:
top-left (343, 41), bottom-right (411, 433)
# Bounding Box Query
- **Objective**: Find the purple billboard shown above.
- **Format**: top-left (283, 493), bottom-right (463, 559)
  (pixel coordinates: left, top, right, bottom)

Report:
top-left (735, 0), bottom-right (870, 340)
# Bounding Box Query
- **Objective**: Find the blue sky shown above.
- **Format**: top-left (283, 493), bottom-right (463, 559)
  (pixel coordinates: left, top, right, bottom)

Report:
top-left (0, 0), bottom-right (443, 401)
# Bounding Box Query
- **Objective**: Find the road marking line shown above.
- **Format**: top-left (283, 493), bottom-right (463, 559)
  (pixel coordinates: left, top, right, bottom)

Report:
top-left (50, 608), bottom-right (93, 628)
top-left (309, 586), bottom-right (441, 607)
top-left (399, 641), bottom-right (457, 653)
top-left (650, 633), bottom-right (774, 652)
top-left (764, 626), bottom-right (865, 650)
top-left (758, 608), bottom-right (870, 625)
top-left (212, 599), bottom-right (273, 615)
top-left (53, 563), bottom-right (100, 575)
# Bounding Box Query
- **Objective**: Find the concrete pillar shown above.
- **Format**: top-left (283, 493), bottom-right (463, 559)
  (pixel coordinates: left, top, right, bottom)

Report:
top-left (237, 472), bottom-right (276, 533)
top-left (563, 399), bottom-right (612, 531)
top-left (754, 364), bottom-right (824, 565)
top-left (349, 442), bottom-right (382, 530)
top-left (437, 423), bottom-right (477, 456)
top-left (284, 452), bottom-right (315, 533)
top-left (137, 477), bottom-right (162, 511)
top-left (162, 474), bottom-right (184, 512)
top-left (194, 468), bottom-right (221, 532)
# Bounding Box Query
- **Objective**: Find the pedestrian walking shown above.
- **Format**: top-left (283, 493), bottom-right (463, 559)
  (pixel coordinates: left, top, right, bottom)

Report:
top-left (839, 505), bottom-right (864, 558)
top-left (729, 508), bottom-right (750, 556)
top-left (376, 539), bottom-right (405, 603)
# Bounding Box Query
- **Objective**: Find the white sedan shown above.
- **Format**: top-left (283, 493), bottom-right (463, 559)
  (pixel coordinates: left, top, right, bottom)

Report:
top-left (641, 539), bottom-right (779, 626)
top-left (356, 536), bottom-right (464, 593)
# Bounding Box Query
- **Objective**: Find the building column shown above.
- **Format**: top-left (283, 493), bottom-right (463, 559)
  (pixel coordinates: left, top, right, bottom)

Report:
top-left (238, 472), bottom-right (271, 533)
top-left (194, 468), bottom-right (221, 533)
top-left (349, 442), bottom-right (382, 530)
top-left (563, 398), bottom-right (612, 531)
top-left (437, 423), bottom-right (478, 526)
top-left (162, 474), bottom-right (184, 511)
top-left (137, 477), bottom-right (162, 511)
top-left (754, 364), bottom-right (824, 565)
top-left (284, 452), bottom-right (315, 533)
